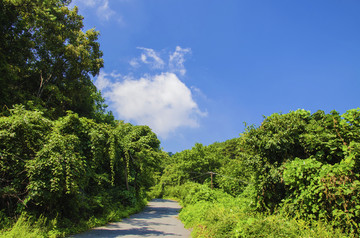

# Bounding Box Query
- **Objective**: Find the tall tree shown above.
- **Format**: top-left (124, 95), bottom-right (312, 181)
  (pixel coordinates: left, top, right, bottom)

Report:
top-left (0, 0), bottom-right (105, 119)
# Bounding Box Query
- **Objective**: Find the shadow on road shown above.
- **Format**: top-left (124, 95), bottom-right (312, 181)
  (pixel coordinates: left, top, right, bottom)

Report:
top-left (77, 227), bottom-right (179, 238)
top-left (70, 199), bottom-right (190, 238)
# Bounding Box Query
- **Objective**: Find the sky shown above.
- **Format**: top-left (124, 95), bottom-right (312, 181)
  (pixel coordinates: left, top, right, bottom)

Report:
top-left (69, 0), bottom-right (360, 153)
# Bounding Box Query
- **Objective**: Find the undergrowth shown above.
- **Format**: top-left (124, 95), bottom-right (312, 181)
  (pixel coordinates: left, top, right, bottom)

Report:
top-left (0, 198), bottom-right (147, 238)
top-left (157, 182), bottom-right (352, 238)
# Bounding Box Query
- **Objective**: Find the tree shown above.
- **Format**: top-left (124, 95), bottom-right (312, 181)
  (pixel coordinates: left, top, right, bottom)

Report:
top-left (0, 0), bottom-right (105, 119)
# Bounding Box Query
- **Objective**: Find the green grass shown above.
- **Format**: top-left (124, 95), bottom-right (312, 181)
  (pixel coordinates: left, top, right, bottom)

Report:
top-left (159, 182), bottom-right (352, 238)
top-left (179, 198), bottom-right (349, 238)
top-left (0, 199), bottom-right (147, 238)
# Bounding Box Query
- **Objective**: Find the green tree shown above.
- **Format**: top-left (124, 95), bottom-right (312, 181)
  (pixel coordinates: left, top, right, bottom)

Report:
top-left (0, 0), bottom-right (105, 119)
top-left (161, 143), bottom-right (222, 187)
top-left (240, 109), bottom-right (311, 210)
top-left (282, 109), bottom-right (360, 233)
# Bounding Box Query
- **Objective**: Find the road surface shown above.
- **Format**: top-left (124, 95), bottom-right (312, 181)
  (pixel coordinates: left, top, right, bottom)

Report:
top-left (70, 199), bottom-right (191, 238)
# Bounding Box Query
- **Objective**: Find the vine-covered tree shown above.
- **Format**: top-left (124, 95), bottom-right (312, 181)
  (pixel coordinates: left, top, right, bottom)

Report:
top-left (0, 106), bottom-right (164, 220)
top-left (0, 0), bottom-right (166, 224)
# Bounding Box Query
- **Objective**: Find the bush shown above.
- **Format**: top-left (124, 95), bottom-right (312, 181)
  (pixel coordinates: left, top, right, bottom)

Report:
top-left (233, 213), bottom-right (347, 238)
top-left (165, 182), bottom-right (350, 238)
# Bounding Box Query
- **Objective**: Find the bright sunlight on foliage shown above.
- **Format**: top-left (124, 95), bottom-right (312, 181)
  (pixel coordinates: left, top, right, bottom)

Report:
top-left (1, 0), bottom-right (359, 237)
top-left (154, 108), bottom-right (360, 237)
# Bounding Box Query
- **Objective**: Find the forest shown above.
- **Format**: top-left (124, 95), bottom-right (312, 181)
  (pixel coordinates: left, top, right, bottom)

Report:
top-left (1, 0), bottom-right (359, 237)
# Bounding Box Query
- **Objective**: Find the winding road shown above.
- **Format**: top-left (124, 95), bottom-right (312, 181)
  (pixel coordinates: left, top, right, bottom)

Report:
top-left (70, 199), bottom-right (191, 238)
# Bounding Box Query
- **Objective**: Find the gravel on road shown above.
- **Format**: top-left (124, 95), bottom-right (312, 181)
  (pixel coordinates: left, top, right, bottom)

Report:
top-left (70, 199), bottom-right (191, 238)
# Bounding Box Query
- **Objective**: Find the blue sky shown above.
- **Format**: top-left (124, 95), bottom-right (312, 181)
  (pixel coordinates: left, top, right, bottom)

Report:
top-left (70, 0), bottom-right (360, 153)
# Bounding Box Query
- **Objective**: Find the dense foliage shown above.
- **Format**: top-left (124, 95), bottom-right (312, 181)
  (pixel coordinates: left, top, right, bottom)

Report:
top-left (0, 106), bottom-right (165, 236)
top-left (156, 108), bottom-right (360, 237)
top-left (0, 0), bottom-right (112, 122)
top-left (1, 0), bottom-right (359, 237)
top-left (0, 2), bottom-right (166, 235)
top-left (161, 182), bottom-right (345, 238)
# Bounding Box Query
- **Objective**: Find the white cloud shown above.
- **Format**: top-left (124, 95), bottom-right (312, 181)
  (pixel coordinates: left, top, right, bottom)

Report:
top-left (95, 71), bottom-right (122, 91)
top-left (129, 58), bottom-right (140, 68)
top-left (70, 0), bottom-right (120, 23)
top-left (95, 46), bottom-right (206, 138)
top-left (136, 47), bottom-right (165, 69)
top-left (96, 72), bottom-right (206, 138)
top-left (130, 46), bottom-right (191, 76)
top-left (169, 46), bottom-right (191, 76)
top-left (191, 86), bottom-right (208, 100)
top-left (76, 0), bottom-right (96, 7)
top-left (94, 71), bottom-right (111, 91)
top-left (96, 0), bottom-right (115, 21)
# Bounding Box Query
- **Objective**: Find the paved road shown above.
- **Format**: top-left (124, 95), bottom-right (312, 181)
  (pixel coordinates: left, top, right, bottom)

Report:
top-left (70, 199), bottom-right (191, 238)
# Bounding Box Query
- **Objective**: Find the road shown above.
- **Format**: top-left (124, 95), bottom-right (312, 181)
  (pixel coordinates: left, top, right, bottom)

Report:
top-left (70, 199), bottom-right (191, 238)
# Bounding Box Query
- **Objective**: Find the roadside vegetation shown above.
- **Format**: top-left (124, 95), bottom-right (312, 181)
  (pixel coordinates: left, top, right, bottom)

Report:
top-left (152, 108), bottom-right (360, 237)
top-left (0, 106), bottom-right (165, 237)
top-left (1, 0), bottom-right (359, 237)
top-left (0, 0), bottom-right (165, 237)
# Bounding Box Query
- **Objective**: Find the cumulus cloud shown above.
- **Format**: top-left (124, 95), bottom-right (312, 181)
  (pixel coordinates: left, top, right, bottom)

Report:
top-left (95, 72), bottom-right (206, 138)
top-left (95, 46), bottom-right (206, 138)
top-left (95, 71), bottom-right (122, 91)
top-left (94, 71), bottom-right (111, 91)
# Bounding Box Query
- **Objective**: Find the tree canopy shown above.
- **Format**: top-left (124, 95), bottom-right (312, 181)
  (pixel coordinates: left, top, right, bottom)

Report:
top-left (0, 0), bottom-right (110, 121)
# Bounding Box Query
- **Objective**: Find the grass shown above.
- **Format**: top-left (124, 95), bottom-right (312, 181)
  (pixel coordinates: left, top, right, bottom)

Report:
top-left (0, 199), bottom-right (147, 238)
top-left (159, 182), bottom-right (352, 238)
